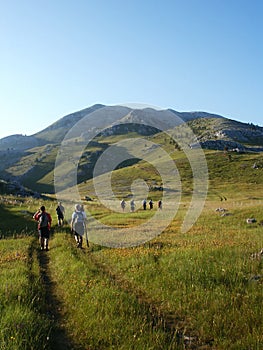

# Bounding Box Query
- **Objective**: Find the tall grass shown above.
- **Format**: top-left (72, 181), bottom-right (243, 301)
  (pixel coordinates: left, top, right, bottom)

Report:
top-left (93, 202), bottom-right (263, 349)
top-left (48, 233), bottom-right (179, 349)
top-left (0, 238), bottom-right (52, 350)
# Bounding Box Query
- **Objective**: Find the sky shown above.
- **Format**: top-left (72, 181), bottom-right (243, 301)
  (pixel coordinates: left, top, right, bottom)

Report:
top-left (0, 0), bottom-right (262, 139)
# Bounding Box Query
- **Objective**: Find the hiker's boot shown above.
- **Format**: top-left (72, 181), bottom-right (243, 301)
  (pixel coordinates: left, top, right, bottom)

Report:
top-left (44, 239), bottom-right (49, 251)
top-left (40, 237), bottom-right (44, 250)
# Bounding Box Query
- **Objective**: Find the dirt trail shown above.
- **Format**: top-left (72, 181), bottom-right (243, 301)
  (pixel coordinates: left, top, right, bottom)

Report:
top-left (37, 250), bottom-right (79, 350)
top-left (35, 238), bottom-right (213, 349)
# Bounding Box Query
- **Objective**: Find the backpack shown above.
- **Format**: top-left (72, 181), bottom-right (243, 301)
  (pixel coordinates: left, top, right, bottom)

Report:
top-left (39, 213), bottom-right (49, 228)
top-left (56, 206), bottom-right (62, 215)
top-left (56, 206), bottom-right (64, 218)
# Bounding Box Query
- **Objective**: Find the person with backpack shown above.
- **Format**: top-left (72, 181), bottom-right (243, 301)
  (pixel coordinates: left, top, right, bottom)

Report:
top-left (71, 204), bottom-right (87, 248)
top-left (33, 205), bottom-right (52, 251)
top-left (56, 201), bottom-right (65, 226)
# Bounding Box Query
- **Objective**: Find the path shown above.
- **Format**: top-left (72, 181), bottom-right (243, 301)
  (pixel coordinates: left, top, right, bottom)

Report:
top-left (37, 249), bottom-right (79, 350)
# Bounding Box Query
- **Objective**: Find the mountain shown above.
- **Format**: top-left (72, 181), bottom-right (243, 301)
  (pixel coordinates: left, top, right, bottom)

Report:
top-left (2, 104), bottom-right (262, 151)
top-left (0, 104), bottom-right (262, 194)
top-left (0, 105), bottom-right (226, 151)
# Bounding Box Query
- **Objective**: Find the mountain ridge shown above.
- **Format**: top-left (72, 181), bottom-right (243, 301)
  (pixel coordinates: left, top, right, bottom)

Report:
top-left (0, 104), bottom-right (260, 151)
top-left (0, 104), bottom-right (262, 194)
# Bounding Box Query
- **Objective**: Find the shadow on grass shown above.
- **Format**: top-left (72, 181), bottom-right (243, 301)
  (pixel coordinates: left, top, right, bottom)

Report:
top-left (27, 240), bottom-right (83, 350)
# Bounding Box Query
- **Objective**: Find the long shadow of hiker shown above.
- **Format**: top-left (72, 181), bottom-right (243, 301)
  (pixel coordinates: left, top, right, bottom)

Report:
top-left (36, 247), bottom-right (83, 350)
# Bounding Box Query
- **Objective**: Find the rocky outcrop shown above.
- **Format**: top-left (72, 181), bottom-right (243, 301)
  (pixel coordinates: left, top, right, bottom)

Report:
top-left (199, 140), bottom-right (246, 151)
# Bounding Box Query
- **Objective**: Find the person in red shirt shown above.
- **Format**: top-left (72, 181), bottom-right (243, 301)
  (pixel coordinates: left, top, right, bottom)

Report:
top-left (33, 205), bottom-right (52, 251)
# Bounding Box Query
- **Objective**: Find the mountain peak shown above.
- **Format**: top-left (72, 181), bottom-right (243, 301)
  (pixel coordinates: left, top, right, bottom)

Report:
top-left (0, 104), bottom-right (262, 151)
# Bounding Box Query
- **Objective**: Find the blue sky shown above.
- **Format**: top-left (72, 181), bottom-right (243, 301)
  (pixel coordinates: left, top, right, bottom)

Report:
top-left (0, 0), bottom-right (262, 139)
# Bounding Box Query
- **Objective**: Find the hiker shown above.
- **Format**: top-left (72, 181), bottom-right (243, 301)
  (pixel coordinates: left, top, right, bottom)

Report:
top-left (142, 199), bottom-right (147, 210)
top-left (56, 201), bottom-right (65, 226)
top-left (120, 199), bottom-right (126, 211)
top-left (33, 205), bottom-right (52, 251)
top-left (158, 200), bottom-right (162, 210)
top-left (130, 199), bottom-right (135, 212)
top-left (149, 199), bottom-right (153, 210)
top-left (71, 204), bottom-right (87, 248)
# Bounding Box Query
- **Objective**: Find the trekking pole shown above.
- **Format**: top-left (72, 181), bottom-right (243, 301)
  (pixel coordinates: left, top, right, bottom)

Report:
top-left (84, 223), bottom-right (89, 247)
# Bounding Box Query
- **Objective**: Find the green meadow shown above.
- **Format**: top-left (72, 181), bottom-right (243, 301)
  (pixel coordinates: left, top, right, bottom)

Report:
top-left (0, 149), bottom-right (262, 349)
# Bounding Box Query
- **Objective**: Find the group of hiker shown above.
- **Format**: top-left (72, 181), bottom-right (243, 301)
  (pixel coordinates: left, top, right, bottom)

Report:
top-left (33, 197), bottom-right (163, 251)
top-left (121, 198), bottom-right (162, 211)
top-left (33, 202), bottom-right (88, 251)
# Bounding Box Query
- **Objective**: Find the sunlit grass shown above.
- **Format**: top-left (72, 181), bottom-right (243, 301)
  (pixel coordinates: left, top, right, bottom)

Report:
top-left (0, 238), bottom-right (52, 350)
top-left (0, 148), bottom-right (262, 349)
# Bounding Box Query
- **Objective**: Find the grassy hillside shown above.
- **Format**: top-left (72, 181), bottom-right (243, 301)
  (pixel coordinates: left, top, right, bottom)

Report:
top-left (78, 145), bottom-right (263, 202)
top-left (0, 120), bottom-right (262, 349)
top-left (0, 113), bottom-right (262, 195)
top-left (1, 100), bottom-right (263, 350)
top-left (0, 174), bottom-right (262, 349)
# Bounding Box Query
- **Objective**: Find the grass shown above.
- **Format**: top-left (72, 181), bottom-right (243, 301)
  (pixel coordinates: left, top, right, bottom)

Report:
top-left (0, 198), bottom-right (36, 238)
top-left (0, 238), bottom-right (52, 350)
top-left (93, 201), bottom-right (262, 349)
top-left (48, 234), bottom-right (179, 349)
top-left (0, 149), bottom-right (262, 349)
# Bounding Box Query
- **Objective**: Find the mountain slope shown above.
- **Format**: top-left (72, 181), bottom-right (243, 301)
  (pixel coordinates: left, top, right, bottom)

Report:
top-left (0, 104), bottom-right (262, 194)
top-left (187, 117), bottom-right (263, 150)
top-left (1, 104), bottom-right (262, 151)
top-left (0, 105), bottom-right (225, 152)
top-left (33, 104), bottom-right (106, 143)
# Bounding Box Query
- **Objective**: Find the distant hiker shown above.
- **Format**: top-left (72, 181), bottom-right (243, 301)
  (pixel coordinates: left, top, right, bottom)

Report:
top-left (33, 205), bottom-right (52, 251)
top-left (158, 200), bottom-right (162, 210)
top-left (120, 199), bottom-right (126, 212)
top-left (71, 204), bottom-right (87, 248)
top-left (56, 201), bottom-right (65, 226)
top-left (130, 199), bottom-right (135, 212)
top-left (149, 199), bottom-right (153, 210)
top-left (142, 199), bottom-right (147, 210)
